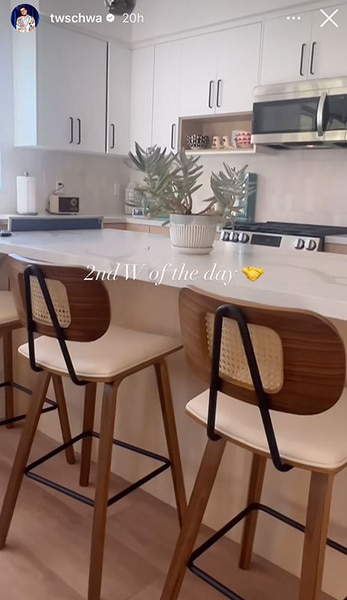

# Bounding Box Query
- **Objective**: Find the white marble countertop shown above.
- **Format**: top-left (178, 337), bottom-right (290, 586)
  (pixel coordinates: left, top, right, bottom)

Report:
top-left (1, 214), bottom-right (347, 241)
top-left (0, 213), bottom-right (168, 227)
top-left (0, 228), bottom-right (347, 320)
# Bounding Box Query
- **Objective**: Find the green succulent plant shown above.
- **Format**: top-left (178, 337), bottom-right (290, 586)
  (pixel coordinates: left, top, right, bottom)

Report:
top-left (206, 163), bottom-right (256, 223)
top-left (125, 143), bottom-right (255, 223)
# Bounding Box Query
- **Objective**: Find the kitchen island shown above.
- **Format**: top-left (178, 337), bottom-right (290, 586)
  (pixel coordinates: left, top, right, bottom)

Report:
top-left (0, 228), bottom-right (347, 317)
top-left (0, 228), bottom-right (347, 599)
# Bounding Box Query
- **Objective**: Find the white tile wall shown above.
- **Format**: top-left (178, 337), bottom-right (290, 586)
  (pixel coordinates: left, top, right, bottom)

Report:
top-left (194, 149), bottom-right (347, 226)
top-left (0, 145), bottom-right (130, 215)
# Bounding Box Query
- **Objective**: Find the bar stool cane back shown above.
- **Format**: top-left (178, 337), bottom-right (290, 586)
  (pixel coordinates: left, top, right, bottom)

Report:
top-left (0, 289), bottom-right (75, 466)
top-left (0, 255), bottom-right (187, 600)
top-left (161, 287), bottom-right (347, 600)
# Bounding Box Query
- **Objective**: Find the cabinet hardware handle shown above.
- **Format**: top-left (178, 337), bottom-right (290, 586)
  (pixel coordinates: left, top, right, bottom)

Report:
top-left (170, 123), bottom-right (176, 150)
top-left (111, 124), bottom-right (116, 149)
top-left (216, 79), bottom-right (222, 108)
top-left (69, 117), bottom-right (74, 143)
top-left (208, 80), bottom-right (214, 108)
top-left (299, 43), bottom-right (306, 76)
top-left (310, 41), bottom-right (317, 75)
top-left (77, 118), bottom-right (82, 145)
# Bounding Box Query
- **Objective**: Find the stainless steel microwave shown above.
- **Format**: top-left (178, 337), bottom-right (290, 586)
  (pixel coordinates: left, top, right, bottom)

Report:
top-left (252, 77), bottom-right (347, 149)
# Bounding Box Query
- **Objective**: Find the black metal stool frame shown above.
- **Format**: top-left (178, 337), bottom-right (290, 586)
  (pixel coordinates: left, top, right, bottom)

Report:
top-left (186, 304), bottom-right (347, 600)
top-left (22, 262), bottom-right (177, 512)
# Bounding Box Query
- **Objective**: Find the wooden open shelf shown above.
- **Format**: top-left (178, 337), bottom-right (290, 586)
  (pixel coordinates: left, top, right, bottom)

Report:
top-left (179, 112), bottom-right (256, 155)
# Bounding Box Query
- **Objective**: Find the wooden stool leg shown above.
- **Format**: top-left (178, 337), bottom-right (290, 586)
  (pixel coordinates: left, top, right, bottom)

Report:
top-left (299, 471), bottom-right (334, 600)
top-left (79, 382), bottom-right (97, 487)
top-left (3, 331), bottom-right (14, 429)
top-left (88, 381), bottom-right (120, 600)
top-left (0, 371), bottom-right (51, 548)
top-left (239, 453), bottom-right (267, 570)
top-left (161, 436), bottom-right (226, 600)
top-left (52, 375), bottom-right (75, 465)
top-left (155, 359), bottom-right (187, 526)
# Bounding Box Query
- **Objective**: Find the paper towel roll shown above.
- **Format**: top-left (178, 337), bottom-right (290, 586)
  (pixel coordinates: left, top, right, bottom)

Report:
top-left (16, 173), bottom-right (37, 214)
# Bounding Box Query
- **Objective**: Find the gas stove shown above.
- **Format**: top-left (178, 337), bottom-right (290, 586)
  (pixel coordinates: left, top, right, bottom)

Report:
top-left (220, 221), bottom-right (347, 252)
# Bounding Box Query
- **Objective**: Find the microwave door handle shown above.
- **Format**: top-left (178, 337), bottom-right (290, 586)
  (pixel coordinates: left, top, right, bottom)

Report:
top-left (299, 43), bottom-right (306, 76)
top-left (317, 91), bottom-right (327, 137)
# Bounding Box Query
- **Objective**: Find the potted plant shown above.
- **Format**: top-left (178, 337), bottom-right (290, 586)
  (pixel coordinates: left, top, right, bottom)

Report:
top-left (125, 143), bottom-right (255, 253)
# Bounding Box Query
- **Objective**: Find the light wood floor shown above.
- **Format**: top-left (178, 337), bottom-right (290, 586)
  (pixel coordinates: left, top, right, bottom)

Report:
top-left (0, 425), bottom-right (336, 600)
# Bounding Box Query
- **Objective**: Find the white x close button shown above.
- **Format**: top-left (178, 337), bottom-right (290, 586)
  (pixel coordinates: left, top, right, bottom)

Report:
top-left (320, 8), bottom-right (339, 28)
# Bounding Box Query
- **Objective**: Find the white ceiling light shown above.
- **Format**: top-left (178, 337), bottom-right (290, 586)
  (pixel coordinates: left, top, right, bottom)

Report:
top-left (104, 0), bottom-right (137, 15)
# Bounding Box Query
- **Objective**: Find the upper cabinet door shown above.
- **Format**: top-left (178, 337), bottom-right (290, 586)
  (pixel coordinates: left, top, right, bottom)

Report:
top-left (179, 25), bottom-right (260, 117)
top-left (179, 33), bottom-right (218, 117)
top-left (152, 40), bottom-right (182, 151)
top-left (260, 13), bottom-right (312, 85)
top-left (216, 23), bottom-right (261, 113)
top-left (68, 32), bottom-right (107, 153)
top-left (15, 21), bottom-right (107, 152)
top-left (130, 45), bottom-right (155, 150)
top-left (309, 4), bottom-right (347, 79)
top-left (107, 41), bottom-right (131, 155)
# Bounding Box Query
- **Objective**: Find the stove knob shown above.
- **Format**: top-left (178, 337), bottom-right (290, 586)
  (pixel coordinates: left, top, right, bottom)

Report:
top-left (222, 231), bottom-right (230, 241)
top-left (294, 238), bottom-right (305, 250)
top-left (305, 239), bottom-right (317, 251)
top-left (238, 232), bottom-right (250, 243)
top-left (231, 231), bottom-right (239, 242)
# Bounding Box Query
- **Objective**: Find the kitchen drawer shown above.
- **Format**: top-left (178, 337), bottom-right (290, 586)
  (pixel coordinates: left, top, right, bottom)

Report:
top-left (126, 224), bottom-right (150, 232)
top-left (149, 225), bottom-right (169, 236)
top-left (324, 242), bottom-right (347, 254)
top-left (103, 224), bottom-right (127, 230)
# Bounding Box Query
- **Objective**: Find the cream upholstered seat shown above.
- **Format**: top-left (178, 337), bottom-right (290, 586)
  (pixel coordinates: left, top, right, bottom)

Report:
top-left (19, 325), bottom-right (181, 379)
top-left (161, 287), bottom-right (347, 600)
top-left (187, 388), bottom-right (347, 470)
top-left (0, 254), bottom-right (186, 600)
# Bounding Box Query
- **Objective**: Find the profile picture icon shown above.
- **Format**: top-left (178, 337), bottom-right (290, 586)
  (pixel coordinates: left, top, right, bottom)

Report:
top-left (11, 4), bottom-right (40, 32)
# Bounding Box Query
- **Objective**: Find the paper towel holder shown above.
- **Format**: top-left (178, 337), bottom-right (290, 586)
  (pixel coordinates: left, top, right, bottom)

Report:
top-left (16, 171), bottom-right (38, 215)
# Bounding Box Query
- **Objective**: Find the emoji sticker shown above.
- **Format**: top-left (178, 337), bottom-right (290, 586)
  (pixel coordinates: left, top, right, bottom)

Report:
top-left (242, 266), bottom-right (264, 281)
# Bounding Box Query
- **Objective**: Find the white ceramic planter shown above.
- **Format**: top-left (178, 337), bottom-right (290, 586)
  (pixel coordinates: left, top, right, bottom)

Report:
top-left (169, 214), bottom-right (220, 254)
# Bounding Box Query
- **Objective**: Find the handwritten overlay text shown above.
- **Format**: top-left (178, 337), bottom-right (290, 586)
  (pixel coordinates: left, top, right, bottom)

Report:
top-left (85, 262), bottom-right (238, 287)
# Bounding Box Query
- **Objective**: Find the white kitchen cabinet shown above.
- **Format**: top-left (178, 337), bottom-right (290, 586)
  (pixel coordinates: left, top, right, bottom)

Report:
top-left (129, 45), bottom-right (155, 150)
top-left (14, 21), bottom-right (107, 152)
top-left (152, 40), bottom-right (182, 151)
top-left (216, 23), bottom-right (261, 114)
top-left (260, 4), bottom-right (347, 85)
top-left (179, 23), bottom-right (261, 117)
top-left (179, 33), bottom-right (217, 117)
top-left (107, 41), bottom-right (131, 155)
top-left (260, 13), bottom-right (312, 85)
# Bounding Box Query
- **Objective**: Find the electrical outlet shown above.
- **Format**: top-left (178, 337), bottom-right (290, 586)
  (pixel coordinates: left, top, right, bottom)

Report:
top-left (55, 181), bottom-right (64, 192)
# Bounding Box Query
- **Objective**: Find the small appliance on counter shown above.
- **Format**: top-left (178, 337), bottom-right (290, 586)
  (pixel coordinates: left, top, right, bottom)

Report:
top-left (47, 182), bottom-right (79, 214)
top-left (48, 195), bottom-right (79, 214)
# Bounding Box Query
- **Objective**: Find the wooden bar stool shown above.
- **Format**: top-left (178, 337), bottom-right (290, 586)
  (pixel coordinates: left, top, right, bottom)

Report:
top-left (0, 290), bottom-right (23, 425)
top-left (0, 254), bottom-right (187, 600)
top-left (0, 290), bottom-right (75, 465)
top-left (161, 287), bottom-right (347, 600)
